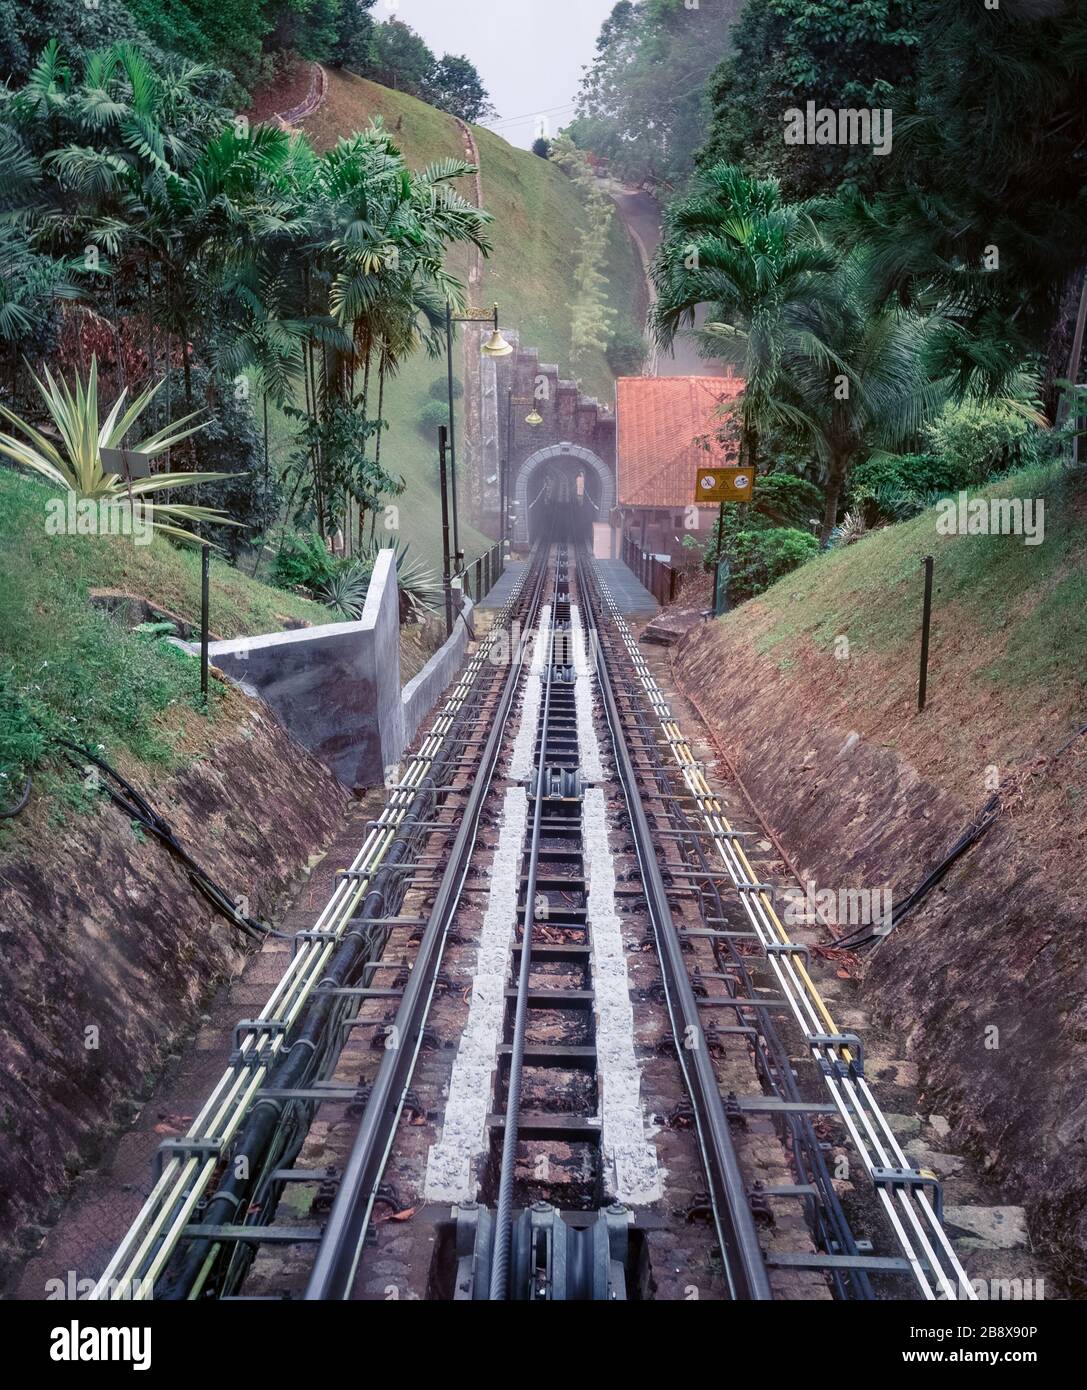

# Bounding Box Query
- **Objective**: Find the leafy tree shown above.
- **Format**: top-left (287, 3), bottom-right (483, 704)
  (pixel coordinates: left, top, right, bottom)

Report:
top-left (264, 0), bottom-right (345, 64)
top-left (329, 0), bottom-right (377, 72)
top-left (124, 0), bottom-right (267, 81)
top-left (424, 54), bottom-right (495, 123)
top-left (724, 526), bottom-right (818, 601)
top-left (787, 252), bottom-right (947, 537)
top-left (567, 0), bottom-right (744, 190)
top-left (694, 1), bottom-right (1086, 415)
top-left (0, 0), bottom-right (153, 80)
top-left (697, 0), bottom-right (921, 199)
top-left (651, 162), bottom-right (960, 536)
top-left (418, 398), bottom-right (449, 438)
top-left (651, 163), bottom-right (838, 479)
top-left (1, 40), bottom-right (493, 561)
top-left (836, 0), bottom-right (1087, 414)
top-left (368, 18), bottom-right (435, 96)
top-left (551, 137), bottom-right (616, 374)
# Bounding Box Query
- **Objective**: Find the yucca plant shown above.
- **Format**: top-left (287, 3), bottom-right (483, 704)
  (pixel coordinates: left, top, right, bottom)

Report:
top-left (829, 510), bottom-right (868, 548)
top-left (361, 540), bottom-right (441, 623)
top-left (318, 560), bottom-right (371, 621)
top-left (0, 357), bottom-right (239, 546)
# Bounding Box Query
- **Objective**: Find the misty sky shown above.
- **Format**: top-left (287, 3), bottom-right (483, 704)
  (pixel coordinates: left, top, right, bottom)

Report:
top-left (380, 0), bottom-right (618, 147)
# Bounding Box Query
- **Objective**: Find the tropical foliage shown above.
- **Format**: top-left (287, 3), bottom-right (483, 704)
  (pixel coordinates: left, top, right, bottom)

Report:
top-left (651, 160), bottom-right (1057, 543)
top-left (578, 0), bottom-right (1083, 571)
top-left (0, 359), bottom-right (235, 545)
top-left (566, 0), bottom-right (742, 191)
top-left (0, 39), bottom-right (492, 563)
top-left (550, 137), bottom-right (618, 376)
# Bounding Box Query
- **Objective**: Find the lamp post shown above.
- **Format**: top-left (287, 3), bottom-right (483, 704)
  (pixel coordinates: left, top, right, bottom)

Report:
top-left (445, 300), bottom-right (512, 574)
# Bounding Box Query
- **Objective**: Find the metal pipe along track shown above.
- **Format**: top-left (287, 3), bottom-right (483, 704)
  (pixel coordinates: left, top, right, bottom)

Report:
top-left (92, 537), bottom-right (975, 1303)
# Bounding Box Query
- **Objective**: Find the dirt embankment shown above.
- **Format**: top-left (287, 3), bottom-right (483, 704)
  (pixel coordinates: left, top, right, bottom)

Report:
top-left (672, 610), bottom-right (1087, 1291)
top-left (0, 690), bottom-right (346, 1282)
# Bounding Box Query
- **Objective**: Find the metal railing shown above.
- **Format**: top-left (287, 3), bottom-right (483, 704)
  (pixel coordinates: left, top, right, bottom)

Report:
top-left (621, 531), bottom-right (682, 605)
top-left (460, 540), bottom-right (505, 603)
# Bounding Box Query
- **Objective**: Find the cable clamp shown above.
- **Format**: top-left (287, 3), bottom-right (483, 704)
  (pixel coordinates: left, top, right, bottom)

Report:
top-left (230, 1018), bottom-right (288, 1067)
top-left (764, 940), bottom-right (808, 964)
top-left (737, 881), bottom-right (774, 898)
top-left (292, 928), bottom-right (335, 958)
top-left (871, 1165), bottom-right (943, 1222)
top-left (808, 1031), bottom-right (864, 1078)
top-left (154, 1137), bottom-right (222, 1178)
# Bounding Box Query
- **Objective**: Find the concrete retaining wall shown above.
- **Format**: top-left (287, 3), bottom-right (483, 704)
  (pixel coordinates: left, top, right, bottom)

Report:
top-left (200, 550), bottom-right (403, 790)
top-left (401, 600), bottom-right (475, 751)
top-left (194, 552), bottom-right (479, 791)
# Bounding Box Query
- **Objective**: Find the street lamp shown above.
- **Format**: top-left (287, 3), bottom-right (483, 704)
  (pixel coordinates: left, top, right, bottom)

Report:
top-left (504, 391), bottom-right (542, 546)
top-left (445, 300), bottom-right (512, 572)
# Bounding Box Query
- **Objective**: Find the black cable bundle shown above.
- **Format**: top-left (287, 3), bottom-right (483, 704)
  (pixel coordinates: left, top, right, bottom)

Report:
top-left (55, 738), bottom-right (270, 942)
top-left (836, 793), bottom-right (1002, 951)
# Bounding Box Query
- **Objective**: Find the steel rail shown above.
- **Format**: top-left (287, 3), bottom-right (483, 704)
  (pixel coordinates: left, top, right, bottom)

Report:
top-left (304, 546), bottom-right (553, 1300)
top-left (588, 561), bottom-right (977, 1301)
top-left (579, 552), bottom-right (773, 1301)
top-left (92, 550), bottom-right (541, 1302)
top-left (590, 601), bottom-right (871, 1298)
top-left (488, 545), bottom-right (563, 1299)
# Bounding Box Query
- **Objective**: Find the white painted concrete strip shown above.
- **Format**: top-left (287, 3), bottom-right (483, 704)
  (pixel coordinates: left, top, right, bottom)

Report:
top-left (425, 602), bottom-right (551, 1201)
top-left (583, 788), bottom-right (662, 1204)
top-left (509, 603), bottom-right (551, 782)
top-left (424, 785), bottom-right (527, 1202)
top-left (570, 603), bottom-right (604, 782)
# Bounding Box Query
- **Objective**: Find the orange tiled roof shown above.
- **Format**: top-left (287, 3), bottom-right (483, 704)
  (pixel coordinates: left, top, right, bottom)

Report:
top-left (615, 375), bottom-right (744, 509)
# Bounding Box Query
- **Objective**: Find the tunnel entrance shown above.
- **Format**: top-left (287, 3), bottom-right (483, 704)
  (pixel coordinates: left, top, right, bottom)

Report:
top-left (525, 455), bottom-right (599, 543)
top-left (512, 444), bottom-right (615, 547)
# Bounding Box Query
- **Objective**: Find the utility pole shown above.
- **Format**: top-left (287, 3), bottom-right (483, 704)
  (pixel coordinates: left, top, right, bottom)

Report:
top-left (438, 426), bottom-right (454, 638)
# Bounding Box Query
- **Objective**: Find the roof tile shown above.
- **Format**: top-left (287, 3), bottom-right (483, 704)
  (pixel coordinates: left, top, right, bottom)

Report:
top-left (615, 375), bottom-right (745, 509)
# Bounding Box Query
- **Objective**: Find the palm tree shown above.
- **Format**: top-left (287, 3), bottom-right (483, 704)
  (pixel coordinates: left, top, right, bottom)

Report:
top-left (789, 255), bottom-right (947, 538)
top-left (650, 163), bottom-right (839, 476)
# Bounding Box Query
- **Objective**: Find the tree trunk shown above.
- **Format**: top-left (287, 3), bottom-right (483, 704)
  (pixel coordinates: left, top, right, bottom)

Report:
top-left (820, 452), bottom-right (848, 543)
top-left (1042, 266), bottom-right (1087, 421)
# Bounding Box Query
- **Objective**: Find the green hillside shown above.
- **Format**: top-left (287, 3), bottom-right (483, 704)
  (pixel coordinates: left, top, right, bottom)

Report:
top-left (271, 69), bottom-right (646, 573)
top-left (0, 469), bottom-right (336, 822)
top-left (712, 463), bottom-right (1086, 778)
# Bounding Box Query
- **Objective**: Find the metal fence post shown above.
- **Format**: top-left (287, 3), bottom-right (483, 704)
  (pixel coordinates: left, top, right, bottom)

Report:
top-left (200, 546), bottom-right (210, 704)
top-left (918, 554), bottom-right (934, 711)
top-left (438, 426), bottom-right (454, 637)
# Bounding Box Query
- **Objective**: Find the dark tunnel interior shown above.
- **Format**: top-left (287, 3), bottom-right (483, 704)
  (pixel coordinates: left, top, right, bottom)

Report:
top-left (522, 456), bottom-right (601, 544)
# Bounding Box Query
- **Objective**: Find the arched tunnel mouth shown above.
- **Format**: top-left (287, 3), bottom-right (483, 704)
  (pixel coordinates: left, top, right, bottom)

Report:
top-left (523, 455), bottom-right (602, 544)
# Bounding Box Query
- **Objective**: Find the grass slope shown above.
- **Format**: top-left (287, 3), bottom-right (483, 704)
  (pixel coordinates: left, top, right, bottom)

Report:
top-left (273, 69), bottom-right (645, 572)
top-left (720, 463), bottom-right (1085, 775)
top-left (0, 470), bottom-right (336, 817)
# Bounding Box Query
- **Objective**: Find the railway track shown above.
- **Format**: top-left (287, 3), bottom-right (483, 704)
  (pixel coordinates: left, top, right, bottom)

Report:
top-left (89, 539), bottom-right (976, 1302)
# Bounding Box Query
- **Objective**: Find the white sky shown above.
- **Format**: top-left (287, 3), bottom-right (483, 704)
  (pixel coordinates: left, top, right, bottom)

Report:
top-left (379, 0), bottom-right (619, 147)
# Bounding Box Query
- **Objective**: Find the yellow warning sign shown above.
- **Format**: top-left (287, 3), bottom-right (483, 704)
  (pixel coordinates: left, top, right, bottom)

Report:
top-left (695, 466), bottom-right (754, 503)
